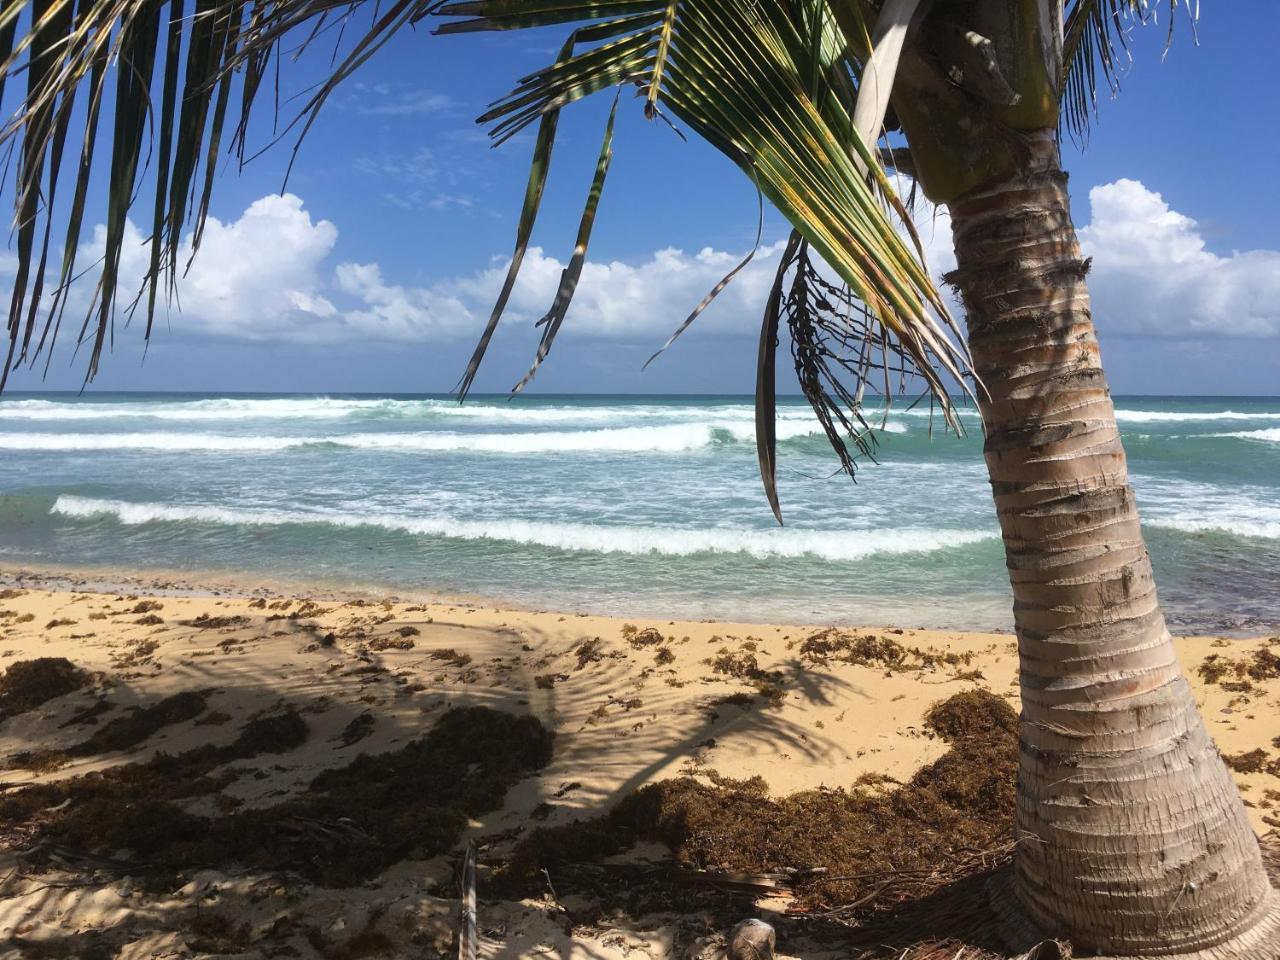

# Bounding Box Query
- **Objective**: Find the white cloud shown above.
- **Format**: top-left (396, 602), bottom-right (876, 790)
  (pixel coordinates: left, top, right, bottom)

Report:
top-left (27, 177), bottom-right (1277, 354)
top-left (1079, 179), bottom-right (1280, 337)
top-left (96, 194), bottom-right (344, 342)
top-left (343, 83), bottom-right (455, 116)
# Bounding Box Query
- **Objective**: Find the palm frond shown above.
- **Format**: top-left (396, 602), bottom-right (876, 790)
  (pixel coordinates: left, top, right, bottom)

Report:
top-left (0, 0), bottom-right (447, 388)
top-left (437, 0), bottom-right (972, 441)
top-left (0, 0), bottom-right (975, 515)
top-left (1060, 0), bottom-right (1197, 141)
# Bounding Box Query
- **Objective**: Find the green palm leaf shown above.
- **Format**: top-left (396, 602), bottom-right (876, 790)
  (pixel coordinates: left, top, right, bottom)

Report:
top-left (440, 0), bottom-right (971, 423)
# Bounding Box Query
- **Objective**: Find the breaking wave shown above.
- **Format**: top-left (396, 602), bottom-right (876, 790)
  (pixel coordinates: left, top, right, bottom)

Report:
top-left (51, 495), bottom-right (996, 562)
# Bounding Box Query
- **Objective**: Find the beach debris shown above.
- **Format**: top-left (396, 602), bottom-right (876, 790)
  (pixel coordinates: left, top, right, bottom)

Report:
top-left (1016, 942), bottom-right (1070, 960)
top-left (368, 633), bottom-right (416, 651)
top-left (507, 690), bottom-right (1019, 914)
top-left (622, 624), bottom-right (665, 649)
top-left (430, 648), bottom-right (473, 667)
top-left (0, 657), bottom-right (91, 720)
top-left (11, 689), bottom-right (209, 770)
top-left (573, 638), bottom-right (604, 670)
top-left (726, 918), bottom-right (775, 960)
top-left (459, 841), bottom-right (478, 960)
top-left (337, 710), bottom-right (376, 747)
top-left (1222, 748), bottom-right (1280, 777)
top-left (1199, 648), bottom-right (1280, 688)
top-left (179, 613), bottom-right (249, 629)
top-left (796, 628), bottom-right (976, 673)
top-left (1, 705), bottom-right (549, 887)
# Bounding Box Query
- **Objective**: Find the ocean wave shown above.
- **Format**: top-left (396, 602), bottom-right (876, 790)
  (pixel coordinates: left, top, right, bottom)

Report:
top-left (0, 432), bottom-right (300, 451)
top-left (0, 397), bottom-right (393, 421)
top-left (1115, 410), bottom-right (1280, 423)
top-left (1212, 428), bottom-right (1280, 443)
top-left (0, 395), bottom-right (920, 429)
top-left (0, 422), bottom-right (841, 454)
top-left (51, 495), bottom-right (996, 561)
top-left (0, 396), bottom-right (797, 423)
top-left (1146, 516), bottom-right (1280, 540)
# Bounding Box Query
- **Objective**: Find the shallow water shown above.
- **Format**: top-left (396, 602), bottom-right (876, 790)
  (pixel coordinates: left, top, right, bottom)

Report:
top-left (2, 392), bottom-right (1278, 632)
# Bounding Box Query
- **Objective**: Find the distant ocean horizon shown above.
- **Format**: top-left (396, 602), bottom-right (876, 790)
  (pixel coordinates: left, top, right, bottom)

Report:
top-left (3, 391), bottom-right (1278, 633)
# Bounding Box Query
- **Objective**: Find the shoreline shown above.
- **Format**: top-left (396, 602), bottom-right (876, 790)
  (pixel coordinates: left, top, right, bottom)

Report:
top-left (2, 560), bottom-right (1020, 635)
top-left (0, 560), bottom-right (539, 618)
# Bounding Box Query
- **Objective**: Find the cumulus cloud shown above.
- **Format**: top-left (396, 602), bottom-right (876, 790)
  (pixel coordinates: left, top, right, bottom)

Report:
top-left (88, 189), bottom-right (802, 345)
top-left (25, 177), bottom-right (1277, 353)
top-left (91, 194), bottom-right (344, 341)
top-left (1080, 179), bottom-right (1280, 337)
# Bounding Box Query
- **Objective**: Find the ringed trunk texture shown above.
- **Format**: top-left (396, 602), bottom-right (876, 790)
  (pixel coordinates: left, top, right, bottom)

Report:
top-left (946, 131), bottom-right (1279, 957)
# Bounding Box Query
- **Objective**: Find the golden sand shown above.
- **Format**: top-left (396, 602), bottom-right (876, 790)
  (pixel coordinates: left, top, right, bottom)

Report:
top-left (0, 577), bottom-right (1276, 958)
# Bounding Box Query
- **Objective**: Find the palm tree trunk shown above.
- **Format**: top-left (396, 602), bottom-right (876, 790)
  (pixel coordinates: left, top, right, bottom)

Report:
top-left (946, 130), bottom-right (1279, 957)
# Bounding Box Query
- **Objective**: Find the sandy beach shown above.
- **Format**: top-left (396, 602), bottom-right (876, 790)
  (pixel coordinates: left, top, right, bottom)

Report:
top-left (1, 570), bottom-right (1277, 959)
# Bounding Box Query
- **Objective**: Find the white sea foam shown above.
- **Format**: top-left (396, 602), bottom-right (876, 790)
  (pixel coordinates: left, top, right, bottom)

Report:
top-left (0, 396), bottom-right (917, 430)
top-left (0, 432), bottom-right (301, 451)
top-left (0, 422), bottom-right (833, 454)
top-left (1146, 516), bottom-right (1280, 540)
top-left (1115, 410), bottom-right (1280, 423)
top-left (0, 397), bottom-right (393, 421)
top-left (1213, 428), bottom-right (1280, 443)
top-left (0, 397), bottom-right (791, 424)
top-left (52, 495), bottom-right (996, 561)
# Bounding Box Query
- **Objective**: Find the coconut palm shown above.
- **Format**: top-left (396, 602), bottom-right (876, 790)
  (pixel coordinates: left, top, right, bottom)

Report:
top-left (1, 0), bottom-right (1276, 954)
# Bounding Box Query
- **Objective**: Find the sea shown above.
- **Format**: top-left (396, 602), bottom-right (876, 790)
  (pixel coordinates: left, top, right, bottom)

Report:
top-left (1, 392), bottom-right (1277, 634)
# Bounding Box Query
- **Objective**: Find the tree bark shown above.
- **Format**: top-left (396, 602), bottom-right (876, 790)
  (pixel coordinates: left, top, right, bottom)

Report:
top-left (946, 130), bottom-right (1279, 957)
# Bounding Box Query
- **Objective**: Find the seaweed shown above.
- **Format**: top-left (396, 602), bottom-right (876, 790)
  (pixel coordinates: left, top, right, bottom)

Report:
top-left (1, 706), bottom-right (550, 888)
top-left (428, 648), bottom-right (472, 667)
top-left (1199, 649), bottom-right (1280, 687)
top-left (507, 690), bottom-right (1018, 913)
top-left (0, 658), bottom-right (90, 720)
top-left (180, 613), bottom-right (250, 629)
top-left (338, 710), bottom-right (376, 746)
top-left (622, 625), bottom-right (665, 649)
top-left (923, 690), bottom-right (1019, 743)
top-left (1224, 749), bottom-right (1269, 774)
top-left (796, 629), bottom-right (975, 672)
top-left (573, 637), bottom-right (604, 669)
top-left (707, 649), bottom-right (759, 679)
top-left (12, 690), bottom-right (210, 769)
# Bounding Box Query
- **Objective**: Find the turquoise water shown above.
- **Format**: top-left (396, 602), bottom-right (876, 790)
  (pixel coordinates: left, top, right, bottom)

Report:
top-left (1, 392), bottom-right (1278, 632)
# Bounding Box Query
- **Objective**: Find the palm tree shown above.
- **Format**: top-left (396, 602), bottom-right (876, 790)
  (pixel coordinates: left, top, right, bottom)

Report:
top-left (1, 0), bottom-right (1276, 954)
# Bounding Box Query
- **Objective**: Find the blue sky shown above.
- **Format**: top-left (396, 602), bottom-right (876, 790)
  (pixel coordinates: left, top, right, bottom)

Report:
top-left (6, 5), bottom-right (1279, 396)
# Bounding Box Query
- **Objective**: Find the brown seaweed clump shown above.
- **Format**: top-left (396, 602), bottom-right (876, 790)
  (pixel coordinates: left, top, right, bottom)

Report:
top-left (1, 705), bottom-right (551, 888)
top-left (509, 690), bottom-right (1018, 912)
top-left (1199, 648), bottom-right (1280, 687)
top-left (1222, 748), bottom-right (1280, 778)
top-left (179, 613), bottom-right (250, 629)
top-left (13, 691), bottom-right (211, 770)
top-left (622, 624), bottom-right (666, 648)
top-left (796, 629), bottom-right (975, 673)
top-left (0, 658), bottom-right (91, 721)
